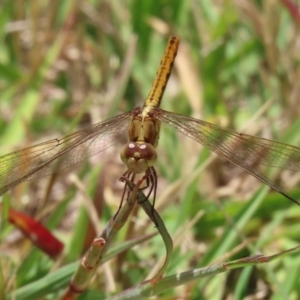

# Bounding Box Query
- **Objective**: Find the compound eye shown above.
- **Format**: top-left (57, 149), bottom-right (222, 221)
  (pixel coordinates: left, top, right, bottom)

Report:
top-left (120, 143), bottom-right (137, 164)
top-left (137, 143), bottom-right (157, 166)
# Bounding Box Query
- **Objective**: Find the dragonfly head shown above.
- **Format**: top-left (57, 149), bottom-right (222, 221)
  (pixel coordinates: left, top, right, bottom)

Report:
top-left (120, 142), bottom-right (157, 174)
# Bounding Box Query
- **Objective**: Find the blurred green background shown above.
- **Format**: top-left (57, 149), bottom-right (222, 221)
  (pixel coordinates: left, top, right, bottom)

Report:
top-left (1, 0), bottom-right (300, 299)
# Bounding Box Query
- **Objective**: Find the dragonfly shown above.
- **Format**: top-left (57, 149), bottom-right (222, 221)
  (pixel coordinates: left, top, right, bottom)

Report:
top-left (1, 36), bottom-right (300, 209)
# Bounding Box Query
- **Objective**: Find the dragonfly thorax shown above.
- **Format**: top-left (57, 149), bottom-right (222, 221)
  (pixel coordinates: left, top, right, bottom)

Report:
top-left (120, 142), bottom-right (157, 173)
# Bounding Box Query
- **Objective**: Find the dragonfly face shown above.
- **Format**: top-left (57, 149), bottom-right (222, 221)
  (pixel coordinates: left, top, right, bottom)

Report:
top-left (120, 141), bottom-right (157, 174)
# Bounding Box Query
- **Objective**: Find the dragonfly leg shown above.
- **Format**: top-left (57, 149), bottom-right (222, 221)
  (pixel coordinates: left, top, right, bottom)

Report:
top-left (115, 171), bottom-right (135, 219)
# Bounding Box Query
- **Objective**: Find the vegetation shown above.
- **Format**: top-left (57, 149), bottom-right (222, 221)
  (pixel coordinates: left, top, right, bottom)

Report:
top-left (1, 0), bottom-right (300, 299)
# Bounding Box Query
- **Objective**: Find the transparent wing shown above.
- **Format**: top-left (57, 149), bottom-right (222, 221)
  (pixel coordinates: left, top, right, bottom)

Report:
top-left (0, 111), bottom-right (132, 196)
top-left (157, 109), bottom-right (300, 204)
